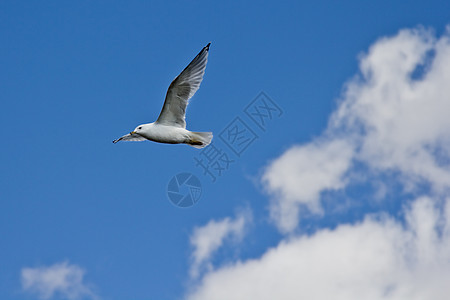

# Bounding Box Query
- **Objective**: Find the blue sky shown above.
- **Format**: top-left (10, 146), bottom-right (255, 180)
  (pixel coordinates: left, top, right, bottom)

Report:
top-left (2, 1), bottom-right (450, 300)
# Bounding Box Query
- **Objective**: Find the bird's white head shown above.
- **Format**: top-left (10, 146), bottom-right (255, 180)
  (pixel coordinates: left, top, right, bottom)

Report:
top-left (130, 124), bottom-right (149, 135)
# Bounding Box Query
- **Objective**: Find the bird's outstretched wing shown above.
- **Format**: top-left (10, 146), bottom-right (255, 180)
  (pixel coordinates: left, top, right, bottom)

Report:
top-left (155, 43), bottom-right (210, 128)
top-left (113, 133), bottom-right (146, 143)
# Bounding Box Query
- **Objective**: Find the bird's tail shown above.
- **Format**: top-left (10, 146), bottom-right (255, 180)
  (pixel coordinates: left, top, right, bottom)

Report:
top-left (187, 131), bottom-right (213, 149)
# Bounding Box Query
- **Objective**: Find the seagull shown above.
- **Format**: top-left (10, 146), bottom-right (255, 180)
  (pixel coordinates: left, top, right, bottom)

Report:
top-left (113, 43), bottom-right (213, 148)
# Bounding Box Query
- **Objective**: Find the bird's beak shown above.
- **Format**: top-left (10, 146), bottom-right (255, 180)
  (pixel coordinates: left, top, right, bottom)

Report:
top-left (130, 131), bottom-right (136, 134)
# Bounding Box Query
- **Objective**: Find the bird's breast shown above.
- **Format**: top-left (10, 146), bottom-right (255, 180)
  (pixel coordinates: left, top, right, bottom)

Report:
top-left (142, 125), bottom-right (189, 144)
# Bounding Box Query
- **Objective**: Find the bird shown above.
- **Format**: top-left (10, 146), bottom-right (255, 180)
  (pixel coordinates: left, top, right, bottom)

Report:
top-left (113, 43), bottom-right (213, 148)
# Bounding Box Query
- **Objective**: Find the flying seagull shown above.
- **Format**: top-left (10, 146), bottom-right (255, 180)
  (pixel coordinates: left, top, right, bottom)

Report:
top-left (113, 43), bottom-right (213, 148)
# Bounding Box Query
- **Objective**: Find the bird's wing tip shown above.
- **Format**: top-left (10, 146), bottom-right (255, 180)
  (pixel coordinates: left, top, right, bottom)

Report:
top-left (206, 42), bottom-right (211, 50)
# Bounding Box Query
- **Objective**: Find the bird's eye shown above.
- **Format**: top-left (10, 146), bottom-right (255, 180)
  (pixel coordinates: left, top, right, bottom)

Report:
top-left (138, 127), bottom-right (142, 130)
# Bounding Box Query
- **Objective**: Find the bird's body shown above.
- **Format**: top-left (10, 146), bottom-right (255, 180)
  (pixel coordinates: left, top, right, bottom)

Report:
top-left (136, 123), bottom-right (190, 144)
top-left (130, 122), bottom-right (212, 148)
top-left (113, 43), bottom-right (213, 148)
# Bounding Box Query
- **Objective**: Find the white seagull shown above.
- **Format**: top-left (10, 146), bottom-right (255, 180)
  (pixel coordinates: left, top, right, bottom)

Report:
top-left (113, 43), bottom-right (213, 148)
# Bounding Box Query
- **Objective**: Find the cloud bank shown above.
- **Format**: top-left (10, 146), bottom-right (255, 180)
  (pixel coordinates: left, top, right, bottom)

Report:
top-left (187, 26), bottom-right (450, 299)
top-left (264, 26), bottom-right (450, 233)
top-left (187, 197), bottom-right (450, 300)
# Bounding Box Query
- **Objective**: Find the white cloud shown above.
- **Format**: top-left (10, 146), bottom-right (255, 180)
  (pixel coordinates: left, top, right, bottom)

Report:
top-left (333, 27), bottom-right (450, 190)
top-left (21, 261), bottom-right (98, 300)
top-left (190, 210), bottom-right (251, 278)
top-left (263, 138), bottom-right (354, 233)
top-left (186, 197), bottom-right (450, 300)
top-left (185, 25), bottom-right (450, 299)
top-left (263, 26), bottom-right (450, 232)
